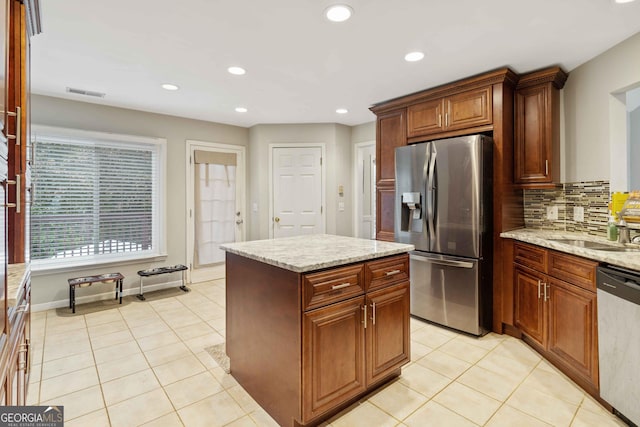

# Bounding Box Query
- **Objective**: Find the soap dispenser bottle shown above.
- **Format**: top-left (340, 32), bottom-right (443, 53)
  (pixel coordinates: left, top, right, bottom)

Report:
top-left (607, 212), bottom-right (618, 241)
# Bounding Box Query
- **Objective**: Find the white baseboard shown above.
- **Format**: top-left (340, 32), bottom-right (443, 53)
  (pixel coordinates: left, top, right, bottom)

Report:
top-left (32, 279), bottom-right (185, 313)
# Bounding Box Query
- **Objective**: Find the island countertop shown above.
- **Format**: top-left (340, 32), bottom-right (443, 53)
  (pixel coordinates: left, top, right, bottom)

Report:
top-left (220, 234), bottom-right (414, 273)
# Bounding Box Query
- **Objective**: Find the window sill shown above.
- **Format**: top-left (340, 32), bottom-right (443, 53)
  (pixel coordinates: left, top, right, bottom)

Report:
top-left (30, 253), bottom-right (169, 277)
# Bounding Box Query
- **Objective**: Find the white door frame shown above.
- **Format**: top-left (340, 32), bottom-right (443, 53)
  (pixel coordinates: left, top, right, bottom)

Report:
top-left (353, 140), bottom-right (376, 239)
top-left (185, 140), bottom-right (246, 284)
top-left (268, 143), bottom-right (326, 239)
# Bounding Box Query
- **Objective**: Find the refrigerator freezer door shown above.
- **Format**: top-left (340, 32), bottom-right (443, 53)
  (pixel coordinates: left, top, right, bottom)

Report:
top-left (395, 143), bottom-right (429, 248)
top-left (430, 135), bottom-right (491, 258)
top-left (410, 252), bottom-right (485, 336)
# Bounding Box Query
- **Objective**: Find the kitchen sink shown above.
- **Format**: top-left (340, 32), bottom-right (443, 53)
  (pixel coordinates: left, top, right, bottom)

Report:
top-left (548, 238), bottom-right (640, 252)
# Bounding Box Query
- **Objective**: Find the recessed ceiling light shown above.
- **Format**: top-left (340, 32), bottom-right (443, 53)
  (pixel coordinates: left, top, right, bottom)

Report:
top-left (228, 66), bottom-right (246, 75)
top-left (325, 5), bottom-right (353, 22)
top-left (336, 108), bottom-right (349, 114)
top-left (614, 0), bottom-right (636, 3)
top-left (235, 107), bottom-right (248, 113)
top-left (161, 83), bottom-right (179, 91)
top-left (404, 52), bottom-right (425, 62)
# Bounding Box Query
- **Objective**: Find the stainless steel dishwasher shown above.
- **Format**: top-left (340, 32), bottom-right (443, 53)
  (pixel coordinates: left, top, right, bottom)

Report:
top-left (597, 264), bottom-right (640, 426)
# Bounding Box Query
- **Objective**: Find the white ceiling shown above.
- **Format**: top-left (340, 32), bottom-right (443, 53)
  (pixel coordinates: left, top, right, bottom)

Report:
top-left (30, 0), bottom-right (640, 128)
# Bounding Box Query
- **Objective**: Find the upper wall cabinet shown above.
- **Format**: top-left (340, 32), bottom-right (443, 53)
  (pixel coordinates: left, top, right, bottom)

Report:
top-left (514, 67), bottom-right (568, 187)
top-left (407, 87), bottom-right (493, 139)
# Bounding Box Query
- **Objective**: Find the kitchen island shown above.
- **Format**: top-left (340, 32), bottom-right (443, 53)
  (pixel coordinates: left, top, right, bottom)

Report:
top-left (221, 234), bottom-right (414, 427)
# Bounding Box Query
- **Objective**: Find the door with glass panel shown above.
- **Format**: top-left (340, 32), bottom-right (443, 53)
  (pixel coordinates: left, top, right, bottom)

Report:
top-left (187, 142), bottom-right (245, 284)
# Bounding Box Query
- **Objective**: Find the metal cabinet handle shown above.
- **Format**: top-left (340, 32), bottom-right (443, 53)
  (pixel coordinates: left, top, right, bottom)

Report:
top-left (445, 112), bottom-right (449, 127)
top-left (331, 283), bottom-right (350, 290)
top-left (385, 269), bottom-right (401, 276)
top-left (545, 160), bottom-right (549, 176)
top-left (6, 174), bottom-right (21, 213)
top-left (3, 106), bottom-right (21, 145)
top-left (362, 304), bottom-right (367, 329)
top-left (438, 114), bottom-right (442, 128)
top-left (15, 303), bottom-right (29, 313)
top-left (537, 280), bottom-right (542, 299)
top-left (371, 302), bottom-right (376, 325)
top-left (543, 283), bottom-right (549, 301)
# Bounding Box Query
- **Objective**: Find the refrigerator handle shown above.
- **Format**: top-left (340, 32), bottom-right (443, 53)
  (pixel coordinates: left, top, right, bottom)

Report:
top-left (410, 255), bottom-right (474, 269)
top-left (427, 146), bottom-right (437, 238)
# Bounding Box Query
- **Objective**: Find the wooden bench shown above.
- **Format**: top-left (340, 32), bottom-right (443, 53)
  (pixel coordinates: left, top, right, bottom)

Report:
top-left (67, 272), bottom-right (124, 313)
top-left (136, 264), bottom-right (189, 300)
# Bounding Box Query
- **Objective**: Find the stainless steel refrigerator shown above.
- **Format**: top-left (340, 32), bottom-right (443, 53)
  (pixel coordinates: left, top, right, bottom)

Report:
top-left (395, 134), bottom-right (492, 336)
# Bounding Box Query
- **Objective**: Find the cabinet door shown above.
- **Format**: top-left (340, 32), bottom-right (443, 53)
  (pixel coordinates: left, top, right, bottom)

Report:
top-left (376, 109), bottom-right (406, 184)
top-left (376, 184), bottom-right (396, 242)
top-left (407, 99), bottom-right (443, 138)
top-left (547, 277), bottom-right (598, 385)
top-left (366, 282), bottom-right (410, 385)
top-left (302, 297), bottom-right (366, 422)
top-left (445, 87), bottom-right (492, 131)
top-left (514, 265), bottom-right (546, 347)
top-left (514, 84), bottom-right (552, 185)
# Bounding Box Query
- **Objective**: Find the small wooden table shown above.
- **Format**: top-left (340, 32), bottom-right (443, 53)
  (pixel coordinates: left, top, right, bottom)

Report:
top-left (67, 272), bottom-right (124, 313)
top-left (136, 264), bottom-right (189, 300)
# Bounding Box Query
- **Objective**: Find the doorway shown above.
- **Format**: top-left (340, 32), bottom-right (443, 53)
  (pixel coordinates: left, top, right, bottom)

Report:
top-left (354, 141), bottom-right (376, 239)
top-left (270, 145), bottom-right (325, 238)
top-left (186, 141), bottom-right (246, 283)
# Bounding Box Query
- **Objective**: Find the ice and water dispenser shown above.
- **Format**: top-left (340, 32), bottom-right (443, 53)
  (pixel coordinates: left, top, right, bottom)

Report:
top-left (400, 192), bottom-right (423, 233)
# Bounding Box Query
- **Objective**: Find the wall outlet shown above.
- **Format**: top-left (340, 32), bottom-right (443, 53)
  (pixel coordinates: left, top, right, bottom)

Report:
top-left (547, 206), bottom-right (559, 220)
top-left (574, 206), bottom-right (584, 222)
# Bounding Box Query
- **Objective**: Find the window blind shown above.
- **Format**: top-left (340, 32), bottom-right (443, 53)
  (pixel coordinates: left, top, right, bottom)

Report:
top-left (32, 136), bottom-right (159, 262)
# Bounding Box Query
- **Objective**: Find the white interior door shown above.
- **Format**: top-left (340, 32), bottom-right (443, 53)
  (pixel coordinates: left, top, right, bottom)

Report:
top-left (272, 146), bottom-right (323, 238)
top-left (187, 141), bottom-right (245, 283)
top-left (355, 142), bottom-right (376, 239)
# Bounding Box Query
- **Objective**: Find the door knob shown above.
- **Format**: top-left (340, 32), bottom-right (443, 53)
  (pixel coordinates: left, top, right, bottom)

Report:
top-left (236, 219), bottom-right (243, 225)
top-left (274, 217), bottom-right (280, 223)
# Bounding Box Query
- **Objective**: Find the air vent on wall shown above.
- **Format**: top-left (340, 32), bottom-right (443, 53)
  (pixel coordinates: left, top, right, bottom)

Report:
top-left (65, 87), bottom-right (106, 98)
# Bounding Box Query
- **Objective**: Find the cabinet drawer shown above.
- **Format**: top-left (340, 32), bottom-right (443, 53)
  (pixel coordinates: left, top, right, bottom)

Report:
top-left (365, 254), bottom-right (409, 291)
top-left (303, 264), bottom-right (365, 311)
top-left (548, 251), bottom-right (597, 292)
top-left (514, 242), bottom-right (547, 272)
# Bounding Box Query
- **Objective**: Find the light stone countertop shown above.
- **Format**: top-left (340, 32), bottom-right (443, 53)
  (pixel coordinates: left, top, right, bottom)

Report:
top-left (501, 229), bottom-right (640, 271)
top-left (7, 263), bottom-right (29, 307)
top-left (220, 234), bottom-right (415, 273)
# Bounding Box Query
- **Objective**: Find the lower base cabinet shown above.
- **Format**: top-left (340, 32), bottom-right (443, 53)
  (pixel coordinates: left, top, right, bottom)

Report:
top-left (513, 242), bottom-right (598, 393)
top-left (1, 272), bottom-right (31, 405)
top-left (227, 253), bottom-right (410, 427)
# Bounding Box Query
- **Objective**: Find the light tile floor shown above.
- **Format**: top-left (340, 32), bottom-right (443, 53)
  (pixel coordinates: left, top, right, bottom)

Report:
top-left (27, 279), bottom-right (627, 426)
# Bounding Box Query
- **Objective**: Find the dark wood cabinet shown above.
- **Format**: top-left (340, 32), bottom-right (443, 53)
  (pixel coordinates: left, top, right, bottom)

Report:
top-left (547, 276), bottom-right (597, 385)
top-left (375, 109), bottom-right (405, 241)
top-left (408, 87), bottom-right (493, 139)
top-left (303, 296), bottom-right (366, 420)
top-left (514, 67), bottom-right (568, 187)
top-left (514, 264), bottom-right (546, 346)
top-left (365, 282), bottom-right (409, 385)
top-left (512, 241), bottom-right (599, 394)
top-left (227, 252), bottom-right (410, 427)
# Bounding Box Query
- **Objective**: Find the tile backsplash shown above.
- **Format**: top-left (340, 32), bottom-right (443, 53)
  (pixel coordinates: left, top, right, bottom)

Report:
top-left (523, 181), bottom-right (610, 237)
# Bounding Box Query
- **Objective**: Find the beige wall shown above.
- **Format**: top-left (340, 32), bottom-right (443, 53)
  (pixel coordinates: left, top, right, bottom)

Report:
top-left (30, 95), bottom-right (249, 306)
top-left (247, 123), bottom-right (354, 240)
top-left (562, 31), bottom-right (640, 186)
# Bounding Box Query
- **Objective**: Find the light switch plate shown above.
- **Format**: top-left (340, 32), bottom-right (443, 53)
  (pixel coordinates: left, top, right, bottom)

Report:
top-left (574, 206), bottom-right (584, 222)
top-left (547, 206), bottom-right (558, 220)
